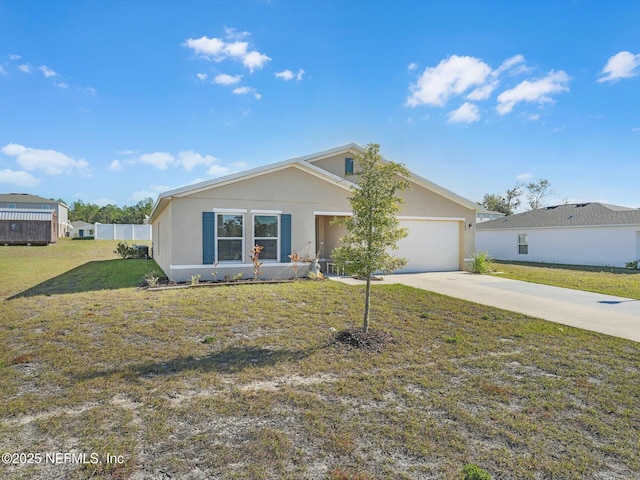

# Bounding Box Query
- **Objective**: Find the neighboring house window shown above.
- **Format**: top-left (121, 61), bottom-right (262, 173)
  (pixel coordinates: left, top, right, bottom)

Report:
top-left (217, 214), bottom-right (244, 261)
top-left (11, 223), bottom-right (20, 231)
top-left (518, 233), bottom-right (528, 254)
top-left (345, 157), bottom-right (354, 175)
top-left (42, 204), bottom-right (50, 209)
top-left (254, 215), bottom-right (279, 261)
top-left (7, 204), bottom-right (16, 208)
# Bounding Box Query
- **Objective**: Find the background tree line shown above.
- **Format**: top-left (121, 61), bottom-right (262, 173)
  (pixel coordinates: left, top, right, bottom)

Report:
top-left (479, 179), bottom-right (553, 215)
top-left (63, 198), bottom-right (154, 224)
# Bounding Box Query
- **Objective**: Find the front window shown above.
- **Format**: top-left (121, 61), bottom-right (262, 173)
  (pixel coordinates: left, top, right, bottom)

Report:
top-left (217, 214), bottom-right (244, 261)
top-left (518, 233), bottom-right (528, 255)
top-left (254, 215), bottom-right (279, 261)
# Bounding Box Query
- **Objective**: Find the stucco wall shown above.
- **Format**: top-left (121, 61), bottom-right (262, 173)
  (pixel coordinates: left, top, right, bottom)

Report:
top-left (476, 226), bottom-right (640, 267)
top-left (152, 202), bottom-right (173, 277)
top-left (155, 161), bottom-right (477, 281)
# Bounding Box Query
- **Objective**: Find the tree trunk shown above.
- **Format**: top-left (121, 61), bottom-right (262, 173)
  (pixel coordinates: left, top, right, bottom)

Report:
top-left (363, 274), bottom-right (371, 333)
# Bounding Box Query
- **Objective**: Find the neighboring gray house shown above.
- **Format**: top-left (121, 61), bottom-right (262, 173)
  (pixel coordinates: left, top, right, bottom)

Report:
top-left (476, 208), bottom-right (506, 223)
top-left (70, 220), bottom-right (94, 238)
top-left (0, 193), bottom-right (70, 237)
top-left (476, 203), bottom-right (640, 267)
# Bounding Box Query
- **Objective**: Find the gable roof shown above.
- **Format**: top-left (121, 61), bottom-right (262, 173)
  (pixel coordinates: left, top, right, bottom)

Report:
top-left (71, 220), bottom-right (94, 229)
top-left (0, 208), bottom-right (56, 221)
top-left (0, 193), bottom-right (61, 205)
top-left (477, 203), bottom-right (640, 230)
top-left (149, 143), bottom-right (478, 222)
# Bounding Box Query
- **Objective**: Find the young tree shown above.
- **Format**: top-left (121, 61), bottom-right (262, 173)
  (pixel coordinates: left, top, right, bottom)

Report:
top-left (331, 143), bottom-right (410, 333)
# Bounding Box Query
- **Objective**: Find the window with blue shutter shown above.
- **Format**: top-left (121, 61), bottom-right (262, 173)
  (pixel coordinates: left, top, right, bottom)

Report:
top-left (202, 212), bottom-right (215, 264)
top-left (280, 214), bottom-right (291, 262)
top-left (345, 157), bottom-right (354, 175)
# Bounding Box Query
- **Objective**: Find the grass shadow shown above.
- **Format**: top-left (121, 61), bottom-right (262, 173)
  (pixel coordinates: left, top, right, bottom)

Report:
top-left (494, 259), bottom-right (640, 275)
top-left (9, 258), bottom-right (161, 299)
top-left (77, 345), bottom-right (323, 382)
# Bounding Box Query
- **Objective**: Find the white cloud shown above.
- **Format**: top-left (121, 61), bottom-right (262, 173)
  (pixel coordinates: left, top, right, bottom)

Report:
top-left (1, 143), bottom-right (89, 175)
top-left (94, 198), bottom-right (116, 207)
top-left (467, 81), bottom-right (498, 101)
top-left (496, 70), bottom-right (570, 115)
top-left (632, 127), bottom-right (640, 132)
top-left (407, 55), bottom-right (493, 107)
top-left (526, 113), bottom-right (540, 121)
top-left (224, 27), bottom-right (250, 40)
top-left (516, 172), bottom-right (533, 181)
top-left (408, 62), bottom-right (418, 71)
top-left (0, 66), bottom-right (6, 75)
top-left (39, 65), bottom-right (57, 77)
top-left (117, 150), bottom-right (137, 156)
top-left (447, 102), bottom-right (480, 124)
top-left (495, 55), bottom-right (526, 75)
top-left (108, 160), bottom-right (123, 171)
top-left (176, 150), bottom-right (219, 171)
top-left (184, 30), bottom-right (271, 73)
top-left (196, 73), bottom-right (208, 81)
top-left (232, 86), bottom-right (261, 99)
top-left (56, 82), bottom-right (69, 89)
top-left (275, 68), bottom-right (305, 81)
top-left (206, 165), bottom-right (233, 177)
top-left (275, 69), bottom-right (294, 81)
top-left (84, 87), bottom-right (98, 95)
top-left (139, 152), bottom-right (175, 170)
top-left (597, 51), bottom-right (640, 83)
top-left (214, 73), bottom-right (242, 85)
top-left (18, 64), bottom-right (31, 73)
top-left (242, 50), bottom-right (271, 72)
top-left (0, 169), bottom-right (40, 187)
top-left (9, 54), bottom-right (21, 60)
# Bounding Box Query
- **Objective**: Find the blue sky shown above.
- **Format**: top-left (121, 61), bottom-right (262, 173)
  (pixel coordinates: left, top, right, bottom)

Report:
top-left (1, 0), bottom-right (639, 210)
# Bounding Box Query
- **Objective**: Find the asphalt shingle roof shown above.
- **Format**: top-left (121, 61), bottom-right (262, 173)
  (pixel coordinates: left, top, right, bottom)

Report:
top-left (476, 203), bottom-right (640, 230)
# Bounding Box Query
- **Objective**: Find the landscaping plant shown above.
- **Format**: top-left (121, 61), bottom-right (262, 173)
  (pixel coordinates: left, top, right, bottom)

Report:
top-left (331, 143), bottom-right (410, 333)
top-left (251, 244), bottom-right (264, 280)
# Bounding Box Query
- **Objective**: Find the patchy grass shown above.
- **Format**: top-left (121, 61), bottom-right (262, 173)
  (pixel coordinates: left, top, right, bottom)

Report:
top-left (0, 244), bottom-right (639, 479)
top-left (493, 260), bottom-right (640, 300)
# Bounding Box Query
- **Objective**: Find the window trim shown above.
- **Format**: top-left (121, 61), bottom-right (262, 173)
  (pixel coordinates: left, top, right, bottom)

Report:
top-left (215, 212), bottom-right (245, 263)
top-left (253, 214), bottom-right (280, 262)
top-left (518, 233), bottom-right (528, 255)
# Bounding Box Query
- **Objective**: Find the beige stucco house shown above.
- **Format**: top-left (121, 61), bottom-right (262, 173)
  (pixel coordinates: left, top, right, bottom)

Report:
top-left (149, 144), bottom-right (478, 282)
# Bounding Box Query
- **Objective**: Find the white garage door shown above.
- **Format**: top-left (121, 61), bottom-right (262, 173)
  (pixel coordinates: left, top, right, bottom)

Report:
top-left (395, 220), bottom-right (460, 272)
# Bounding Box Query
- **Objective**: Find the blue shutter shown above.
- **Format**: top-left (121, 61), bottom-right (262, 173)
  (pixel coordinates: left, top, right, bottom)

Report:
top-left (280, 214), bottom-right (291, 262)
top-left (203, 212), bottom-right (215, 264)
top-left (345, 157), bottom-right (354, 175)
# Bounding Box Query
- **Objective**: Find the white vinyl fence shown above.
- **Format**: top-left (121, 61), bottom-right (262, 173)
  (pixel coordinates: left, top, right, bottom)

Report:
top-left (94, 223), bottom-right (152, 241)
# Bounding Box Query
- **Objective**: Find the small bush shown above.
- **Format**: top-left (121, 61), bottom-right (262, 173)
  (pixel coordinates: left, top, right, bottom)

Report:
top-left (114, 242), bottom-right (144, 259)
top-left (625, 260), bottom-right (639, 269)
top-left (470, 251), bottom-right (493, 274)
top-left (462, 463), bottom-right (491, 480)
top-left (190, 274), bottom-right (201, 285)
top-left (144, 272), bottom-right (160, 288)
top-left (202, 336), bottom-right (216, 344)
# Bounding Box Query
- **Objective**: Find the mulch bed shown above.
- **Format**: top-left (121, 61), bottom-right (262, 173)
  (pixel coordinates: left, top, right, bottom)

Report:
top-left (333, 328), bottom-right (397, 352)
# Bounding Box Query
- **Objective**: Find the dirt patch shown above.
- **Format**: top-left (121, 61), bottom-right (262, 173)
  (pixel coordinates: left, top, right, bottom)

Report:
top-left (332, 328), bottom-right (396, 352)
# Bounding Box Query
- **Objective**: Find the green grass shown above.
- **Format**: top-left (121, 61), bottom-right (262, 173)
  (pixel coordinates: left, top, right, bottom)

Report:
top-left (1, 241), bottom-right (639, 479)
top-left (493, 260), bottom-right (640, 300)
top-left (0, 238), bottom-right (160, 299)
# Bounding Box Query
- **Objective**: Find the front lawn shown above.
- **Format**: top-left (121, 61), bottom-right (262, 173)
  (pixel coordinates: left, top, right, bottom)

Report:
top-left (1, 290), bottom-right (639, 479)
top-left (0, 242), bottom-right (639, 479)
top-left (493, 260), bottom-right (640, 300)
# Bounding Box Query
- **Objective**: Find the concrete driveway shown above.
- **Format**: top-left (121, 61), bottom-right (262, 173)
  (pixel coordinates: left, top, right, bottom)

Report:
top-left (334, 271), bottom-right (640, 343)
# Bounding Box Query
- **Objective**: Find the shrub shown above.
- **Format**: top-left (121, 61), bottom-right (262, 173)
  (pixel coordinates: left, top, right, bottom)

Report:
top-left (144, 272), bottom-right (160, 288)
top-left (462, 463), bottom-right (491, 480)
top-left (114, 242), bottom-right (139, 259)
top-left (470, 251), bottom-right (493, 274)
top-left (625, 260), bottom-right (639, 269)
top-left (190, 274), bottom-right (201, 285)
